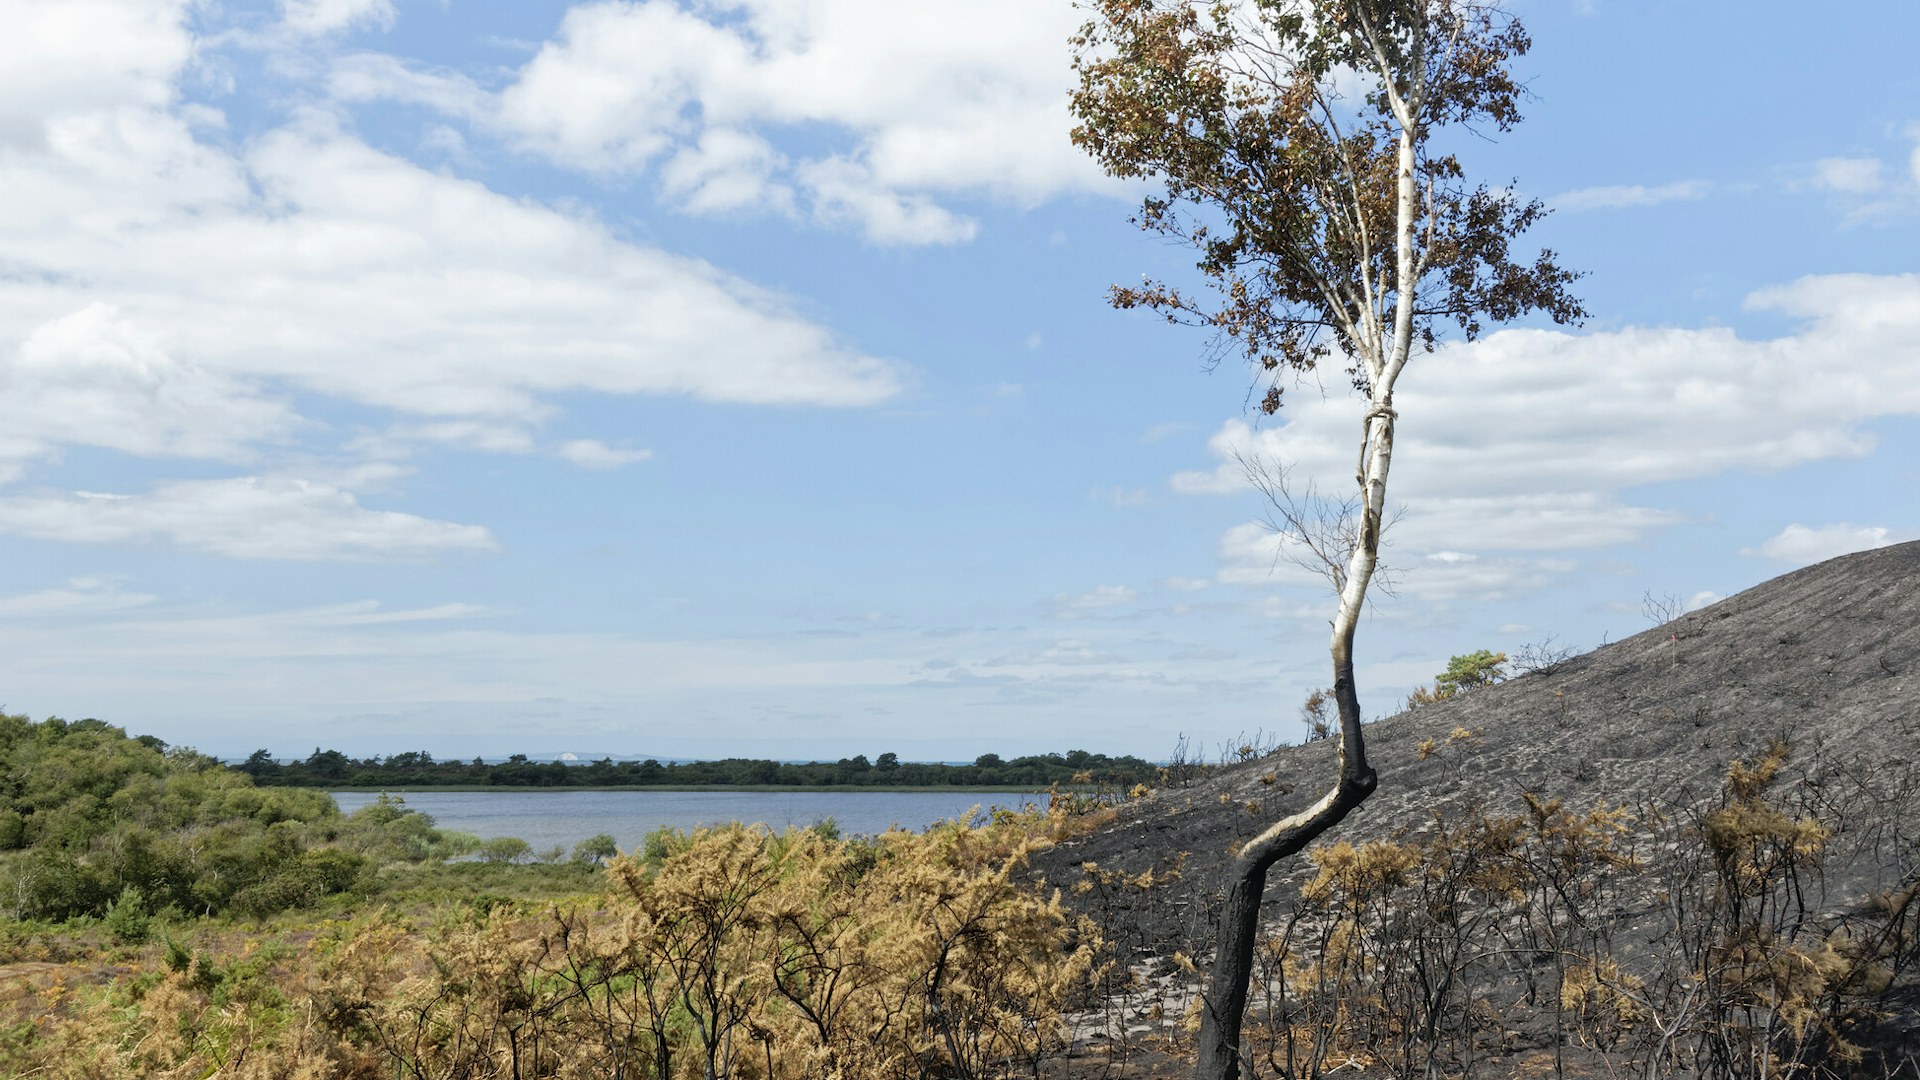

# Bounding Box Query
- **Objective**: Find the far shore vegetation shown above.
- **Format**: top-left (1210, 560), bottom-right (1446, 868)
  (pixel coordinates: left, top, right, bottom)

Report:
top-left (236, 746), bottom-right (1160, 791)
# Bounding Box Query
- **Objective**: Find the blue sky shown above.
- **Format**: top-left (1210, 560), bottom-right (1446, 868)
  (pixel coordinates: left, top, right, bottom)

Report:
top-left (3, 0), bottom-right (1917, 762)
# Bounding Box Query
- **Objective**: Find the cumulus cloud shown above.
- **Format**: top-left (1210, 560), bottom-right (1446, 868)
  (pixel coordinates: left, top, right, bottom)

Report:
top-left (0, 112), bottom-right (901, 416)
top-left (0, 0), bottom-right (907, 558)
top-left (0, 0), bottom-right (191, 149)
top-left (2, 4), bottom-right (900, 413)
top-left (1177, 274), bottom-right (1920, 593)
top-left (1743, 523), bottom-right (1903, 566)
top-left (1551, 179), bottom-right (1710, 211)
top-left (0, 477), bottom-right (498, 561)
top-left (0, 303), bottom-right (297, 479)
top-left (798, 156), bottom-right (979, 245)
top-left (660, 129), bottom-right (795, 216)
top-left (335, 0), bottom-right (1111, 243)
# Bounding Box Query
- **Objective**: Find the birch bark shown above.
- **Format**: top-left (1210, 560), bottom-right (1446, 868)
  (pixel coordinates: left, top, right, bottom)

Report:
top-left (1192, 19), bottom-right (1426, 1077)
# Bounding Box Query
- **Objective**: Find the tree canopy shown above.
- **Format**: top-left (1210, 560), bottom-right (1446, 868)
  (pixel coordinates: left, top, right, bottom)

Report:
top-left (1072, 0), bottom-right (1583, 411)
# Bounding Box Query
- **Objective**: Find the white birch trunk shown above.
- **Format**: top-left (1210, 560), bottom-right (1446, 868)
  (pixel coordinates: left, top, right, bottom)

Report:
top-left (1192, 14), bottom-right (1424, 1077)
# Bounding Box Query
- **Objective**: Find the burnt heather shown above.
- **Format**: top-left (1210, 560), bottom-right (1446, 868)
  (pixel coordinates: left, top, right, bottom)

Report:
top-left (1031, 540), bottom-right (1920, 1075)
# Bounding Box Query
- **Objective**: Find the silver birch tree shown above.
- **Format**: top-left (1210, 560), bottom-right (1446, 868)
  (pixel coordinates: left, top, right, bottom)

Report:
top-left (1071, 3), bottom-right (1585, 1076)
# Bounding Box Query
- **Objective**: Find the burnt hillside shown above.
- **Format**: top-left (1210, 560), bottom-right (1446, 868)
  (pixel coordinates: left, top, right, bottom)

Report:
top-left (1032, 540), bottom-right (1920, 1075)
top-left (1039, 539), bottom-right (1919, 905)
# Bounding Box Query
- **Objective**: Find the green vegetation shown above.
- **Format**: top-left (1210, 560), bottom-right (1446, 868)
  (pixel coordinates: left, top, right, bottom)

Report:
top-left (237, 745), bottom-right (1159, 789)
top-left (1405, 648), bottom-right (1509, 709)
top-left (0, 712), bottom-right (340, 922)
top-left (0, 706), bottom-right (1113, 1079)
top-left (0, 712), bottom-right (489, 923)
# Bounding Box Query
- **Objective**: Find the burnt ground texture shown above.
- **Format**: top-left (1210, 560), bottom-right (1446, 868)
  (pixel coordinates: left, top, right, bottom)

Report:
top-left (1028, 540), bottom-right (1920, 1079)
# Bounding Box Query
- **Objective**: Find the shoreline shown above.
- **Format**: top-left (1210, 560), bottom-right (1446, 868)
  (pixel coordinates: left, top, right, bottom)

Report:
top-left (320, 784), bottom-right (1061, 795)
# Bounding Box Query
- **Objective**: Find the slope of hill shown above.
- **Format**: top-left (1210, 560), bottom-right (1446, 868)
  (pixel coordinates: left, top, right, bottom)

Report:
top-left (1033, 540), bottom-right (1920, 1076)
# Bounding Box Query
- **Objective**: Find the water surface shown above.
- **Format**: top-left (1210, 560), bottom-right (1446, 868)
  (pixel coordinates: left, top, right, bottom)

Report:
top-left (330, 788), bottom-right (1045, 853)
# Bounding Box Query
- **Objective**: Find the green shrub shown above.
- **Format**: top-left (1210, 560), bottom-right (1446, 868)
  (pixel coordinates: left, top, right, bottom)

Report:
top-left (571, 833), bottom-right (619, 864)
top-left (103, 885), bottom-right (150, 944)
top-left (478, 837), bottom-right (532, 864)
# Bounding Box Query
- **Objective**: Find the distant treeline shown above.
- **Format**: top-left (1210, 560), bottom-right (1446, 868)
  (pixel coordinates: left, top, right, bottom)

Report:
top-left (237, 747), bottom-right (1160, 789)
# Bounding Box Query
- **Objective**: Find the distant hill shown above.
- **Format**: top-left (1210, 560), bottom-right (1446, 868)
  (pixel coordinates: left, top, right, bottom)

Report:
top-left (1034, 540), bottom-right (1920, 1076)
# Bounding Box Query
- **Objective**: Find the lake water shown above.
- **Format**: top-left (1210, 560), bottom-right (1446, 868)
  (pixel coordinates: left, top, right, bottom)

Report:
top-left (329, 789), bottom-right (1047, 853)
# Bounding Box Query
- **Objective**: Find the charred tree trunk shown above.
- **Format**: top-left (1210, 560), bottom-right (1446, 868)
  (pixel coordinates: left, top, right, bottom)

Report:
top-left (1193, 662), bottom-right (1378, 1079)
top-left (1193, 365), bottom-right (1397, 1080)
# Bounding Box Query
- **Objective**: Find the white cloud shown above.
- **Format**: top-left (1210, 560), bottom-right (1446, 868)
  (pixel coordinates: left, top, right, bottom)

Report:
top-left (1743, 523), bottom-right (1902, 566)
top-left (328, 52), bottom-right (489, 117)
top-left (0, 0), bottom-right (191, 149)
top-left (337, 0), bottom-right (1109, 244)
top-left (354, 425), bottom-right (653, 471)
top-left (491, 1), bottom-right (734, 173)
top-left (0, 576), bottom-right (158, 617)
top-left (0, 477), bottom-right (498, 561)
top-left (1810, 156), bottom-right (1886, 194)
top-left (278, 600), bottom-right (494, 625)
top-left (798, 157), bottom-right (978, 245)
top-left (1551, 180), bottom-right (1710, 211)
top-left (1213, 519), bottom-right (1568, 599)
top-left (176, 119), bottom-right (895, 412)
top-left (556, 439), bottom-right (653, 469)
top-left (1684, 591), bottom-right (1723, 612)
top-left (379, 420), bottom-right (541, 456)
top-left (660, 129), bottom-right (795, 216)
top-left (0, 2), bottom-right (908, 558)
top-left (1793, 133), bottom-right (1920, 218)
top-left (1177, 274), bottom-right (1920, 593)
top-left (0, 303), bottom-right (298, 479)
top-left (0, 1), bottom-right (903, 519)
top-left (281, 0), bottom-right (395, 36)
top-left (1215, 523), bottom-right (1329, 589)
